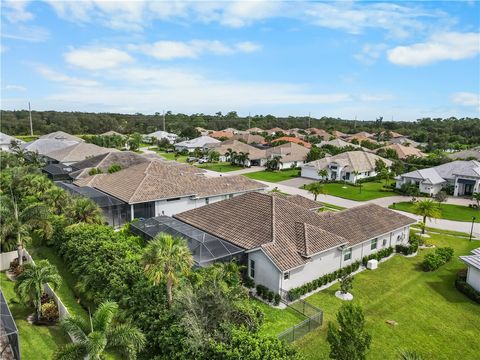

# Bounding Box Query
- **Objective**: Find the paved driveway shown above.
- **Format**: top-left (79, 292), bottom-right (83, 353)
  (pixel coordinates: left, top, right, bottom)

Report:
top-left (277, 177), bottom-right (316, 188)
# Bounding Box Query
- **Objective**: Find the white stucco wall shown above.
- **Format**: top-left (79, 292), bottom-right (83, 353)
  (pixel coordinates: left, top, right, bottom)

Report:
top-left (466, 266), bottom-right (480, 292)
top-left (248, 250), bottom-right (282, 293)
top-left (301, 165), bottom-right (375, 183)
top-left (419, 183), bottom-right (443, 196)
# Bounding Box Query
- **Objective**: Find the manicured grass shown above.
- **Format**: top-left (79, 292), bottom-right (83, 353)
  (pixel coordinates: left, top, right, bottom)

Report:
top-left (318, 181), bottom-right (396, 201)
top-left (155, 150), bottom-right (188, 163)
top-left (320, 202), bottom-right (346, 211)
top-left (277, 230), bottom-right (480, 360)
top-left (195, 162), bottom-right (244, 172)
top-left (255, 300), bottom-right (306, 338)
top-left (244, 169), bottom-right (300, 183)
top-left (15, 135), bottom-right (38, 142)
top-left (389, 202), bottom-right (480, 222)
top-left (0, 272), bottom-right (71, 360)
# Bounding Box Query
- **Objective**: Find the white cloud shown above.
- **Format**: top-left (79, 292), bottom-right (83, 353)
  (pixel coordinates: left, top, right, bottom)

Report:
top-left (35, 65), bottom-right (100, 87)
top-left (354, 43), bottom-right (388, 65)
top-left (64, 47), bottom-right (134, 70)
top-left (387, 32), bottom-right (480, 66)
top-left (2, 1), bottom-right (34, 23)
top-left (2, 24), bottom-right (49, 42)
top-left (4, 85), bottom-right (27, 92)
top-left (452, 92), bottom-right (480, 110)
top-left (130, 40), bottom-right (261, 60)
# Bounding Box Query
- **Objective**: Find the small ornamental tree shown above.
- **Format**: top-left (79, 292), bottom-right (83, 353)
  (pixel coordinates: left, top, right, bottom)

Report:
top-left (339, 274), bottom-right (353, 294)
top-left (327, 303), bottom-right (371, 360)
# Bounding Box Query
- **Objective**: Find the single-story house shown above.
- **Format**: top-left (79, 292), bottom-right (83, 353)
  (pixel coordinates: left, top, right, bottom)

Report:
top-left (173, 192), bottom-right (415, 293)
top-left (222, 128), bottom-right (240, 134)
top-left (21, 139), bottom-right (79, 156)
top-left (331, 130), bottom-right (347, 138)
top-left (206, 140), bottom-right (267, 166)
top-left (266, 127), bottom-right (286, 135)
top-left (395, 160), bottom-right (480, 197)
top-left (101, 131), bottom-right (125, 137)
top-left (460, 248), bottom-right (480, 292)
top-left (145, 130), bottom-right (178, 144)
top-left (209, 131), bottom-right (235, 139)
top-left (345, 134), bottom-right (378, 144)
top-left (388, 136), bottom-right (421, 148)
top-left (72, 160), bottom-right (266, 227)
top-left (448, 148), bottom-right (480, 161)
top-left (174, 136), bottom-right (220, 152)
top-left (44, 142), bottom-right (118, 166)
top-left (319, 138), bottom-right (361, 149)
top-left (266, 142), bottom-right (310, 169)
top-left (246, 127), bottom-right (264, 134)
top-left (376, 143), bottom-right (426, 159)
top-left (232, 133), bottom-right (265, 144)
top-left (271, 136), bottom-right (312, 149)
top-left (39, 131), bottom-right (84, 143)
top-left (42, 163), bottom-right (75, 181)
top-left (301, 151), bottom-right (392, 183)
top-left (0, 132), bottom-right (24, 152)
top-left (306, 128), bottom-right (331, 141)
top-left (195, 127), bottom-right (210, 136)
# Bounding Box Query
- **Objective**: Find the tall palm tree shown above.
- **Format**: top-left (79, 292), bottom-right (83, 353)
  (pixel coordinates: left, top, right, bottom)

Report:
top-left (0, 194), bottom-right (52, 263)
top-left (67, 197), bottom-right (104, 224)
top-left (305, 182), bottom-right (327, 201)
top-left (318, 169), bottom-right (329, 182)
top-left (225, 148), bottom-right (237, 165)
top-left (237, 152), bottom-right (250, 167)
top-left (142, 233), bottom-right (193, 307)
top-left (14, 259), bottom-right (61, 321)
top-left (54, 301), bottom-right (145, 360)
top-left (413, 200), bottom-right (441, 234)
top-left (40, 187), bottom-right (70, 215)
top-left (473, 192), bottom-right (480, 208)
top-left (266, 155), bottom-right (283, 171)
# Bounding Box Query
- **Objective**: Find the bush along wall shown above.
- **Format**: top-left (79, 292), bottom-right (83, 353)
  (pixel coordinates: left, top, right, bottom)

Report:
top-left (255, 284), bottom-right (281, 306)
top-left (455, 270), bottom-right (480, 304)
top-left (422, 247), bottom-right (454, 271)
top-left (396, 235), bottom-right (419, 256)
top-left (361, 247), bottom-right (394, 267)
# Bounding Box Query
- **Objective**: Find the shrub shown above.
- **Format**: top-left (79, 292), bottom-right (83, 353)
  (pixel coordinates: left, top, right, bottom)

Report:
top-left (422, 247), bottom-right (454, 271)
top-left (88, 167), bottom-right (102, 175)
top-left (455, 271), bottom-right (480, 304)
top-left (267, 290), bottom-right (274, 303)
top-left (108, 164), bottom-right (122, 173)
top-left (436, 247), bottom-right (454, 262)
top-left (243, 276), bottom-right (255, 289)
top-left (256, 284), bottom-right (267, 298)
top-left (274, 294), bottom-right (281, 306)
top-left (41, 300), bottom-right (59, 322)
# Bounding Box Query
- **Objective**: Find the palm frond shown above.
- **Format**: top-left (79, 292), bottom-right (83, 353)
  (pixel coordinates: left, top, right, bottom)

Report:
top-left (60, 316), bottom-right (89, 341)
top-left (106, 323), bottom-right (146, 359)
top-left (53, 342), bottom-right (87, 360)
top-left (92, 301), bottom-right (118, 332)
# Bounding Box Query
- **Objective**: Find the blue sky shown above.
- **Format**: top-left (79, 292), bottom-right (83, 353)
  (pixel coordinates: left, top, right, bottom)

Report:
top-left (1, 0), bottom-right (479, 121)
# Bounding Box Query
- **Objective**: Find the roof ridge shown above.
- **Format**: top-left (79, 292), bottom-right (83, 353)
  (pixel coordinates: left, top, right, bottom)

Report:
top-left (125, 162), bottom-right (153, 202)
top-left (271, 196), bottom-right (276, 244)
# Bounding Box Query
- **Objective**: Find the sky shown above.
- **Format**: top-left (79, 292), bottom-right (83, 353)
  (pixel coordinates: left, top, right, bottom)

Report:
top-left (1, 0), bottom-right (479, 121)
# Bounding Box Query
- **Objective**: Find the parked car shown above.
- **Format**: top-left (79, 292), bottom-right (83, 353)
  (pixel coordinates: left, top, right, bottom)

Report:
top-left (186, 157), bottom-right (197, 163)
top-left (197, 157), bottom-right (209, 164)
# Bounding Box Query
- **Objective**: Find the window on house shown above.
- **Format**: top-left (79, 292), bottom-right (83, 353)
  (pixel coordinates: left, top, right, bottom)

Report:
top-left (249, 259), bottom-right (255, 278)
top-left (284, 272), bottom-right (290, 280)
top-left (205, 198), bottom-right (209, 205)
top-left (343, 248), bottom-right (352, 261)
top-left (371, 238), bottom-right (378, 250)
top-left (382, 239), bottom-right (387, 247)
top-left (345, 172), bottom-right (350, 180)
top-left (397, 235), bottom-right (402, 243)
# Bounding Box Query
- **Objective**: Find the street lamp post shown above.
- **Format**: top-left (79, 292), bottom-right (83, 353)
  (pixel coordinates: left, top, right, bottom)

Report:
top-left (469, 216), bottom-right (476, 242)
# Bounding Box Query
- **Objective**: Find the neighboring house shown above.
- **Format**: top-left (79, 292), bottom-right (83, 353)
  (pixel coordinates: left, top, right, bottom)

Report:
top-left (266, 127), bottom-right (286, 135)
top-left (301, 151), bottom-right (392, 182)
top-left (173, 192), bottom-right (415, 293)
top-left (68, 151), bottom-right (152, 179)
top-left (266, 142), bottom-right (310, 169)
top-left (460, 248), bottom-right (480, 292)
top-left (42, 163), bottom-right (75, 181)
top-left (376, 144), bottom-right (426, 159)
top-left (232, 133), bottom-right (265, 144)
top-left (39, 131), bottom-right (84, 143)
top-left (331, 130), bottom-right (347, 138)
top-left (207, 140), bottom-right (267, 166)
top-left (222, 128), bottom-right (240, 134)
top-left (44, 142), bottom-right (118, 166)
top-left (306, 128), bottom-right (331, 140)
top-left (101, 131), bottom-right (125, 136)
top-left (448, 148), bottom-right (480, 161)
top-left (246, 127), bottom-right (264, 133)
top-left (209, 130), bottom-right (235, 139)
top-left (145, 130), bottom-right (178, 144)
top-left (0, 132), bottom-right (24, 151)
top-left (395, 160), bottom-right (480, 196)
top-left (388, 136), bottom-right (420, 148)
top-left (271, 136), bottom-right (312, 149)
top-left (319, 138), bottom-right (361, 149)
top-left (271, 192), bottom-right (323, 211)
top-left (21, 139), bottom-right (79, 156)
top-left (195, 127), bottom-right (210, 136)
top-left (174, 136), bottom-right (220, 152)
top-left (345, 134), bottom-right (378, 144)
top-left (72, 160), bottom-right (266, 227)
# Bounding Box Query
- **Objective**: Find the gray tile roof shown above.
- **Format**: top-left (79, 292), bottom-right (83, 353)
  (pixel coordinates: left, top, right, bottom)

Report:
top-left (175, 136), bottom-right (220, 149)
top-left (448, 148), bottom-right (480, 161)
top-left (400, 168), bottom-right (446, 185)
top-left (0, 132), bottom-right (23, 146)
top-left (39, 131), bottom-right (84, 142)
top-left (45, 142), bottom-right (118, 163)
top-left (22, 139), bottom-right (79, 155)
top-left (302, 151), bottom-right (392, 172)
top-left (460, 248), bottom-right (480, 270)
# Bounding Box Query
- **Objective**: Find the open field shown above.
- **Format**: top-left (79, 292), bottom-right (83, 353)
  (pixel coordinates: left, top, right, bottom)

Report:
top-left (317, 181), bottom-right (396, 201)
top-left (390, 202), bottom-right (479, 222)
top-left (0, 272), bottom-right (70, 360)
top-left (244, 169), bottom-right (300, 183)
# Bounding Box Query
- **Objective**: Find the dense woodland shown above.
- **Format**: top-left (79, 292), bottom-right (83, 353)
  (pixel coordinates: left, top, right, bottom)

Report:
top-left (1, 110), bottom-right (479, 149)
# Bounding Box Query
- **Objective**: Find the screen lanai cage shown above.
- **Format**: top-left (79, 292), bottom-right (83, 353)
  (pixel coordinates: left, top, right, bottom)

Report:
top-left (131, 216), bottom-right (246, 267)
top-left (0, 290), bottom-right (20, 360)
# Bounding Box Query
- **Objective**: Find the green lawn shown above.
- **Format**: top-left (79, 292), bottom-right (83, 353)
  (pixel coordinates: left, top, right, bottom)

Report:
top-left (270, 230), bottom-right (480, 360)
top-left (319, 202), bottom-right (346, 211)
top-left (155, 150), bottom-right (188, 163)
top-left (195, 162), bottom-right (244, 172)
top-left (0, 272), bottom-right (71, 360)
top-left (244, 169), bottom-right (300, 183)
top-left (318, 181), bottom-right (396, 201)
top-left (255, 300), bottom-right (306, 337)
top-left (389, 202), bottom-right (480, 222)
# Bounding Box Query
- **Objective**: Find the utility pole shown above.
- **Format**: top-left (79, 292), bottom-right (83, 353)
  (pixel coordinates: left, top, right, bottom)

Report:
top-left (248, 112), bottom-right (251, 129)
top-left (354, 115), bottom-right (357, 129)
top-left (308, 112), bottom-right (311, 128)
top-left (28, 102), bottom-right (33, 136)
top-left (162, 110), bottom-right (166, 132)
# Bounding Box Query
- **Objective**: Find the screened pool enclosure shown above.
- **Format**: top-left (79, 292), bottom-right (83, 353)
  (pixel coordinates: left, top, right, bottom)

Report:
top-left (1, 290), bottom-right (20, 360)
top-left (130, 216), bottom-right (246, 267)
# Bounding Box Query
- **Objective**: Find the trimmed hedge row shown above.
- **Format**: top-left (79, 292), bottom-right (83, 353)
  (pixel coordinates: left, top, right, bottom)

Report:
top-left (396, 235), bottom-right (419, 255)
top-left (256, 284), bottom-right (281, 306)
top-left (455, 271), bottom-right (480, 304)
top-left (422, 247), bottom-right (454, 271)
top-left (288, 247), bottom-right (395, 301)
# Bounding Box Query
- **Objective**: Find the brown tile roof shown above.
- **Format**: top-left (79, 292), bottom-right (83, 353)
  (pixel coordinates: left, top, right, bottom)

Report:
top-left (247, 127), bottom-right (264, 133)
top-left (232, 133), bottom-right (265, 144)
top-left (306, 128), bottom-right (331, 140)
top-left (271, 137), bottom-right (312, 148)
top-left (210, 131), bottom-right (234, 139)
top-left (266, 142), bottom-right (310, 163)
top-left (377, 144), bottom-right (426, 159)
top-left (74, 160), bottom-right (266, 204)
top-left (332, 130), bottom-right (347, 138)
top-left (207, 140), bottom-right (267, 160)
top-left (45, 143), bottom-right (118, 163)
top-left (175, 192), bottom-right (414, 270)
top-left (271, 192), bottom-right (323, 210)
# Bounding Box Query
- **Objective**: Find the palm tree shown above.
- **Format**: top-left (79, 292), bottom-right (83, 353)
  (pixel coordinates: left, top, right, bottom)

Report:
top-left (305, 182), bottom-right (327, 201)
top-left (352, 170), bottom-right (360, 184)
top-left (67, 197), bottom-right (104, 224)
top-left (266, 155), bottom-right (283, 171)
top-left (473, 192), bottom-right (480, 208)
top-left (54, 301), bottom-right (145, 360)
top-left (15, 260), bottom-right (61, 321)
top-left (413, 200), bottom-right (441, 234)
top-left (225, 148), bottom-right (237, 165)
top-left (318, 169), bottom-right (329, 182)
top-left (237, 152), bottom-right (250, 167)
top-left (0, 194), bottom-right (52, 263)
top-left (141, 233), bottom-right (193, 307)
top-left (398, 350), bottom-right (423, 360)
top-left (40, 187), bottom-right (70, 215)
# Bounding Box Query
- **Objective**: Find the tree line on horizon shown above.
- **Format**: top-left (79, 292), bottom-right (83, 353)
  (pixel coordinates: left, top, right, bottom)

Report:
top-left (1, 110), bottom-right (479, 150)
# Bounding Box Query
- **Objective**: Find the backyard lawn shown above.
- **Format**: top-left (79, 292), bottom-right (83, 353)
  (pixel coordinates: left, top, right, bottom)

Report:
top-left (244, 169), bottom-right (300, 183)
top-left (0, 272), bottom-right (71, 360)
top-left (389, 202), bottom-right (479, 222)
top-left (318, 181), bottom-right (396, 201)
top-left (255, 300), bottom-right (306, 337)
top-left (195, 162), bottom-right (244, 172)
top-left (261, 229), bottom-right (480, 360)
top-left (155, 150), bottom-right (188, 163)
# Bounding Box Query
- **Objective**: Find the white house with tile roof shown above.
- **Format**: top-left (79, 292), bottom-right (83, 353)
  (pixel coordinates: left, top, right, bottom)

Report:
top-left (460, 248), bottom-right (480, 292)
